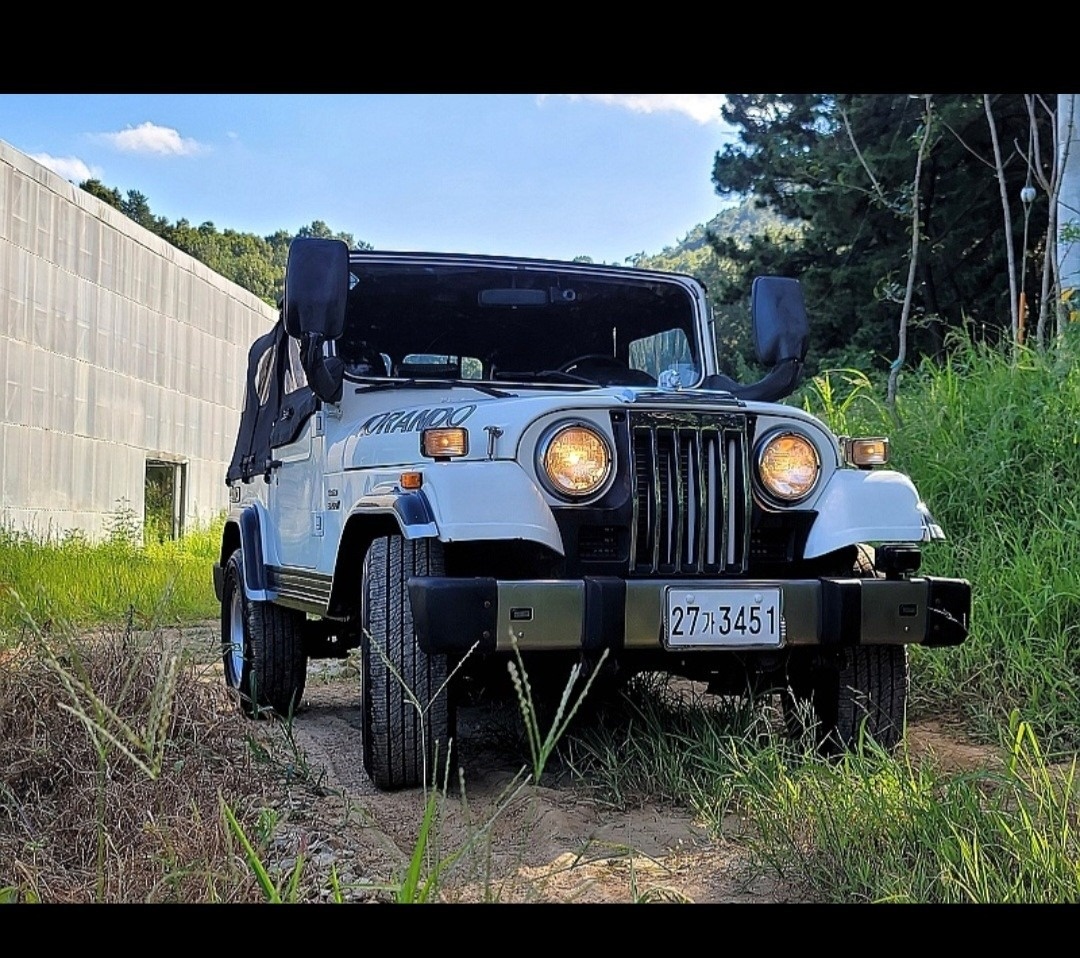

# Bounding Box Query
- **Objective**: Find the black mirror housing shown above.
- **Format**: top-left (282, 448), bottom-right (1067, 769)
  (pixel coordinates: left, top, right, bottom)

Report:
top-left (284, 237), bottom-right (349, 340)
top-left (701, 276), bottom-right (809, 402)
top-left (751, 276), bottom-right (809, 366)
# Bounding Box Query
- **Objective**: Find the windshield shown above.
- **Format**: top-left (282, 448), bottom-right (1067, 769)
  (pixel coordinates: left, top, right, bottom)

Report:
top-left (336, 260), bottom-right (702, 388)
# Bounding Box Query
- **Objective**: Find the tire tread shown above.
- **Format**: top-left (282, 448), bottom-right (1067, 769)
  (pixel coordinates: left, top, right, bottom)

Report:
top-left (362, 535), bottom-right (451, 790)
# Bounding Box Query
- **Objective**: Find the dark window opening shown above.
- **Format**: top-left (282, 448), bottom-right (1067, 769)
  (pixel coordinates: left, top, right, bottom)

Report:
top-left (145, 460), bottom-right (186, 541)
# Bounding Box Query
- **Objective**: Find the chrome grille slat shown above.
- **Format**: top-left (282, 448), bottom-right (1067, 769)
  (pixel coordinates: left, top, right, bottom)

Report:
top-left (629, 410), bottom-right (749, 576)
top-left (727, 435), bottom-right (737, 567)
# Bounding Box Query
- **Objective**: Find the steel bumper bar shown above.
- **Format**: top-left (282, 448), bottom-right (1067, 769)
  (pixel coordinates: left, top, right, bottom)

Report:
top-left (408, 575), bottom-right (971, 655)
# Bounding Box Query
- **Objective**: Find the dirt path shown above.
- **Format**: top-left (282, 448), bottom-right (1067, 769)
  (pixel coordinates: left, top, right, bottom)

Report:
top-left (174, 621), bottom-right (999, 903)
top-left (223, 652), bottom-right (997, 904)
top-left (264, 659), bottom-right (788, 903)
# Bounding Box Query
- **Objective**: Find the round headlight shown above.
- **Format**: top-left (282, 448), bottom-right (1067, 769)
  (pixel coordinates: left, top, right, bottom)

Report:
top-left (757, 431), bottom-right (820, 502)
top-left (540, 423), bottom-right (612, 498)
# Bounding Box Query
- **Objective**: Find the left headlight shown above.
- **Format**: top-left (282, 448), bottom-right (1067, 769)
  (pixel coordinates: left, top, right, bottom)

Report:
top-left (538, 422), bottom-right (612, 499)
top-left (756, 430), bottom-right (820, 503)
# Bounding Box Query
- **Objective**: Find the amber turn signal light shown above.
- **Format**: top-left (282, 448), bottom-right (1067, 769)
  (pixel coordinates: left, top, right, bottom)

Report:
top-left (421, 428), bottom-right (468, 458)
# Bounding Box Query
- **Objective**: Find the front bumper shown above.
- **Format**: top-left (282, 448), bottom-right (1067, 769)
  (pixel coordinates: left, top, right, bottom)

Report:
top-left (408, 575), bottom-right (971, 655)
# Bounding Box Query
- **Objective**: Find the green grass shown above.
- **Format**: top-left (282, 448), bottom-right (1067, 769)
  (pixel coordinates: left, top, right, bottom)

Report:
top-left (799, 333), bottom-right (1080, 756)
top-left (4, 330), bottom-right (1080, 902)
top-left (567, 680), bottom-right (1080, 903)
top-left (0, 514), bottom-right (222, 638)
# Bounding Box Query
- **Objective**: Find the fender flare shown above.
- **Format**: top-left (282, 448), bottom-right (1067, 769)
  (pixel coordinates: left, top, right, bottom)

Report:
top-left (324, 494), bottom-right (431, 619)
top-left (391, 489), bottom-right (439, 537)
top-left (235, 503), bottom-right (276, 601)
top-left (416, 460), bottom-right (563, 552)
top-left (803, 469), bottom-right (946, 558)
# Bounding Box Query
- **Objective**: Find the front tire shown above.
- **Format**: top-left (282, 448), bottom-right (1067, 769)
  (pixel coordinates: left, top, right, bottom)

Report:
top-left (782, 547), bottom-right (910, 754)
top-left (784, 645), bottom-right (909, 754)
top-left (220, 548), bottom-right (308, 718)
top-left (360, 534), bottom-right (455, 790)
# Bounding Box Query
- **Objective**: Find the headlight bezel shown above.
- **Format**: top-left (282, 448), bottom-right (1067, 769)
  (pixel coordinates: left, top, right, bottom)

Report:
top-left (753, 427), bottom-right (822, 505)
top-left (535, 419), bottom-right (615, 501)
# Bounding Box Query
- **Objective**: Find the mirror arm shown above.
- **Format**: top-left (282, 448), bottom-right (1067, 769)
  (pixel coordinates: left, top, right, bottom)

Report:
top-left (301, 332), bottom-right (344, 404)
top-left (702, 357), bottom-right (804, 403)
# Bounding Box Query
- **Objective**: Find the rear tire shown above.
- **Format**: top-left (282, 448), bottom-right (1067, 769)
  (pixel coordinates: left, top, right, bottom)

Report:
top-left (782, 547), bottom-right (910, 754)
top-left (220, 548), bottom-right (308, 718)
top-left (360, 534), bottom-right (455, 790)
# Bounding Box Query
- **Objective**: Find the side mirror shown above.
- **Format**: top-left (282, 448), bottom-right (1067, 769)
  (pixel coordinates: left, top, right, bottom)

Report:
top-left (284, 237), bottom-right (349, 339)
top-left (283, 238), bottom-right (349, 403)
top-left (751, 276), bottom-right (809, 367)
top-left (702, 276), bottom-right (809, 403)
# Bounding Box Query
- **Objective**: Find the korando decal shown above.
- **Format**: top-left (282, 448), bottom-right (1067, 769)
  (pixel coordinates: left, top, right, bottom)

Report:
top-left (361, 404), bottom-right (477, 436)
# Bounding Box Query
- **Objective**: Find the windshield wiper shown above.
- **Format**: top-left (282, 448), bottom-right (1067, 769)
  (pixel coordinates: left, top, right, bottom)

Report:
top-left (353, 379), bottom-right (515, 398)
top-left (493, 370), bottom-right (599, 386)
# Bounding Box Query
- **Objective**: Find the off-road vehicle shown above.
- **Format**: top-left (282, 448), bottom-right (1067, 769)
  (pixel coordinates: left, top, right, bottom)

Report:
top-left (214, 237), bottom-right (971, 790)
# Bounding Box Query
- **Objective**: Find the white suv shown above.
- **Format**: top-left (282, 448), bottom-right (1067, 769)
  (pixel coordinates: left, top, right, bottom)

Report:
top-left (213, 238), bottom-right (971, 790)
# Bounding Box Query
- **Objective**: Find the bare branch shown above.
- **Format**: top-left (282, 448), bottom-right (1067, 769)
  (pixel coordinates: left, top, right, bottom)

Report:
top-left (887, 96), bottom-right (935, 413)
top-left (839, 104), bottom-right (893, 209)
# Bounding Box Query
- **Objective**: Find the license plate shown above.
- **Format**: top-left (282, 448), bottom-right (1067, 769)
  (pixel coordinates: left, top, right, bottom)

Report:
top-left (665, 587), bottom-right (782, 648)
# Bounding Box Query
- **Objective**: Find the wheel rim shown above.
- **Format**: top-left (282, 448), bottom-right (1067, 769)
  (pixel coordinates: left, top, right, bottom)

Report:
top-left (226, 583), bottom-right (246, 688)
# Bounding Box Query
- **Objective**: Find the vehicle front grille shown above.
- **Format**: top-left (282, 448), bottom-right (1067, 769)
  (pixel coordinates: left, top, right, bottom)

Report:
top-left (628, 410), bottom-right (750, 575)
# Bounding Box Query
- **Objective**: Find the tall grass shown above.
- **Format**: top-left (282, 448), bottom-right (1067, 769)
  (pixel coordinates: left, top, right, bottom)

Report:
top-left (0, 512), bottom-right (223, 637)
top-left (736, 711), bottom-right (1080, 903)
top-left (569, 682), bottom-right (1080, 903)
top-left (4, 332), bottom-right (1080, 902)
top-left (800, 335), bottom-right (1080, 755)
top-left (0, 614), bottom-right (283, 903)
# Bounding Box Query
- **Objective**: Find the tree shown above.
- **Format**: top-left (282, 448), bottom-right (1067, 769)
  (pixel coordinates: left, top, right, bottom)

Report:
top-left (80, 179), bottom-right (123, 211)
top-left (297, 220), bottom-right (372, 251)
top-left (709, 94), bottom-right (1055, 375)
top-left (77, 182), bottom-right (373, 306)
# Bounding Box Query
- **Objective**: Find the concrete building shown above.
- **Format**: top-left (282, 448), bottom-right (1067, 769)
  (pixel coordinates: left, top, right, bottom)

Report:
top-left (0, 138), bottom-right (277, 540)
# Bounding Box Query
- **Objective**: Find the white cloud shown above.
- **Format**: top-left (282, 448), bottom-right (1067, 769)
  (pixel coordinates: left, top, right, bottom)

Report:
top-left (99, 121), bottom-right (204, 156)
top-left (30, 153), bottom-right (99, 183)
top-left (540, 94), bottom-right (728, 125)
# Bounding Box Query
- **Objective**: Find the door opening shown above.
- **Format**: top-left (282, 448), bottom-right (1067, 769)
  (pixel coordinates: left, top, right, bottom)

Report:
top-left (145, 459), bottom-right (186, 541)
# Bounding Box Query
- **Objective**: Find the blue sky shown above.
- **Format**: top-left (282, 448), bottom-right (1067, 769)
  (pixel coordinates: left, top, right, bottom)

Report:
top-left (0, 93), bottom-right (739, 265)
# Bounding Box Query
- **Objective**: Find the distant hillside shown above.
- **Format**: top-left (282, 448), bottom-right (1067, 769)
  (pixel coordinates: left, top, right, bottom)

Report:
top-left (633, 198), bottom-right (794, 276)
top-left (633, 198), bottom-right (800, 378)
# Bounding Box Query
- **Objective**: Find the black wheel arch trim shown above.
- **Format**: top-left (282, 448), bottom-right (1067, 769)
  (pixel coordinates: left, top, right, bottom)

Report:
top-left (228, 505), bottom-right (273, 601)
top-left (392, 489), bottom-right (436, 530)
top-left (324, 493), bottom-right (439, 620)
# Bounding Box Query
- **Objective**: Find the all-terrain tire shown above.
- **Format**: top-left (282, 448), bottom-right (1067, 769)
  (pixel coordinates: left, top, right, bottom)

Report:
top-left (782, 546), bottom-right (910, 754)
top-left (220, 548), bottom-right (308, 719)
top-left (360, 534), bottom-right (455, 790)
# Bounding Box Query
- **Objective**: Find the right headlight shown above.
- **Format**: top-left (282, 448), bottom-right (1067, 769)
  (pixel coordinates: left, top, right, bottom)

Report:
top-left (756, 430), bottom-right (821, 503)
top-left (537, 422), bottom-right (613, 499)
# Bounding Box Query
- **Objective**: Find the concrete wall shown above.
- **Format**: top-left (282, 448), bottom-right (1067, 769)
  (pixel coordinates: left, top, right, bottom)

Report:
top-left (0, 138), bottom-right (277, 539)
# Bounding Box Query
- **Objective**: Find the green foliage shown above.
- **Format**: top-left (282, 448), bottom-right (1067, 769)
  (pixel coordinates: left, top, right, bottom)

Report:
top-left (797, 367), bottom-right (885, 435)
top-left (569, 680), bottom-right (1080, 903)
top-left (709, 94), bottom-right (1056, 376)
top-left (739, 712), bottom-right (1079, 903)
top-left (77, 181), bottom-right (372, 307)
top-left (0, 512), bottom-right (226, 636)
top-left (797, 333), bottom-right (1080, 754)
top-left (563, 672), bottom-right (778, 819)
top-left (220, 798), bottom-right (308, 903)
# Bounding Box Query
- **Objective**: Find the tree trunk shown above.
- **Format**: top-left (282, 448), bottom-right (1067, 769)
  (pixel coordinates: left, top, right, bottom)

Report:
top-left (984, 95), bottom-right (1020, 348)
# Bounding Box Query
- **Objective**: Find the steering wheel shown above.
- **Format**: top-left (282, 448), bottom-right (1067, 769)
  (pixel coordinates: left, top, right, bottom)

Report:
top-left (557, 354), bottom-right (628, 375)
